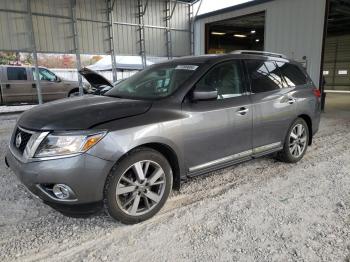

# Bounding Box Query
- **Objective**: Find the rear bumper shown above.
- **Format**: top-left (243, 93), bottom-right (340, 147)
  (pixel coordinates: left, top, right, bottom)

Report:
top-left (5, 149), bottom-right (114, 207)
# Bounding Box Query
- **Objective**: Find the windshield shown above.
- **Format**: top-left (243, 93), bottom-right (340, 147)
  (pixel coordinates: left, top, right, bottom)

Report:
top-left (105, 63), bottom-right (200, 99)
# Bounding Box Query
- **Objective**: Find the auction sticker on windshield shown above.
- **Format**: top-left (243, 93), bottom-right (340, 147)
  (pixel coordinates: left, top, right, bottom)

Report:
top-left (175, 65), bottom-right (199, 70)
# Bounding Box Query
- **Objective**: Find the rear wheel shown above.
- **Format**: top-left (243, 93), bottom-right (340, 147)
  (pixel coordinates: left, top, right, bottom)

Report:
top-left (277, 118), bottom-right (309, 163)
top-left (104, 148), bottom-right (173, 224)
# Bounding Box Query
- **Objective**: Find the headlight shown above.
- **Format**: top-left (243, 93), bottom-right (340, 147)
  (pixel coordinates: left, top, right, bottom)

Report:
top-left (34, 131), bottom-right (106, 158)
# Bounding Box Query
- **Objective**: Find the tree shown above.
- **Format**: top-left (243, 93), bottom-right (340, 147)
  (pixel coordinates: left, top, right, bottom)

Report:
top-left (23, 53), bottom-right (33, 65)
top-left (0, 52), bottom-right (17, 65)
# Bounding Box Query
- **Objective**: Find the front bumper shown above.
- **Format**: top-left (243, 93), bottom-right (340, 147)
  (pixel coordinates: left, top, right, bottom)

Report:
top-left (5, 149), bottom-right (114, 207)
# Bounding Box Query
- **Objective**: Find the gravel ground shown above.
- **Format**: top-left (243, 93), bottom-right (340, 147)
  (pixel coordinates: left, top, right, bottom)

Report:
top-left (0, 106), bottom-right (350, 262)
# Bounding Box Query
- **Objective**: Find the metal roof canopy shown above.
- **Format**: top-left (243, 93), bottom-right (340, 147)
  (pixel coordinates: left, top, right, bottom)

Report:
top-left (0, 0), bottom-right (198, 103)
top-left (327, 0), bottom-right (350, 35)
top-left (195, 0), bottom-right (274, 19)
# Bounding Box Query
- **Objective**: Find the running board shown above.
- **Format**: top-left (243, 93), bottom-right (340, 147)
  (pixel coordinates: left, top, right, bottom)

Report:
top-left (187, 156), bottom-right (252, 178)
top-left (187, 142), bottom-right (282, 178)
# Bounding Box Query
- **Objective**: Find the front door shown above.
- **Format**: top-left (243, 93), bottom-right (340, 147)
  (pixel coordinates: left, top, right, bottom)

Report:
top-left (245, 59), bottom-right (297, 152)
top-left (182, 60), bottom-right (252, 173)
top-left (31, 68), bottom-right (66, 103)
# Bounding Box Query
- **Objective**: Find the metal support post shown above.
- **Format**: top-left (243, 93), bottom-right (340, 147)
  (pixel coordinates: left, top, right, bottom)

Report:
top-left (70, 0), bottom-right (84, 96)
top-left (190, 0), bottom-right (202, 56)
top-left (27, 0), bottom-right (43, 104)
top-left (108, 0), bottom-right (118, 82)
top-left (137, 0), bottom-right (147, 68)
top-left (165, 0), bottom-right (177, 59)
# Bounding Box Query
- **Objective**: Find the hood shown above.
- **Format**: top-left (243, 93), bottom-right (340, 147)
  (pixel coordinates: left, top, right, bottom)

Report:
top-left (79, 67), bottom-right (113, 89)
top-left (18, 95), bottom-right (152, 131)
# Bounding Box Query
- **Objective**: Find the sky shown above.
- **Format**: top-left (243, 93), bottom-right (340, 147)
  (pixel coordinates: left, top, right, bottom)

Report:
top-left (193, 0), bottom-right (253, 15)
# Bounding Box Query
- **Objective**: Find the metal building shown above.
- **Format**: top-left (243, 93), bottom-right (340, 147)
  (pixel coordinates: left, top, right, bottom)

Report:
top-left (0, 0), bottom-right (198, 103)
top-left (323, 0), bottom-right (350, 93)
top-left (194, 0), bottom-right (327, 88)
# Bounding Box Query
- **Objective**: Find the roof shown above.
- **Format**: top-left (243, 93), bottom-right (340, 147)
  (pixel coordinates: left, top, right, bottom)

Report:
top-left (196, 0), bottom-right (274, 20)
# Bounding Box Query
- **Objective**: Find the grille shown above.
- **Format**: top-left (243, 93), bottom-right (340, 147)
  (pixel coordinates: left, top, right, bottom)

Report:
top-left (13, 128), bottom-right (32, 154)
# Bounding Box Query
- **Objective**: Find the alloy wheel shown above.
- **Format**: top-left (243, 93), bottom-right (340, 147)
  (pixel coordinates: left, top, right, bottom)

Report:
top-left (115, 160), bottom-right (166, 216)
top-left (289, 123), bottom-right (307, 158)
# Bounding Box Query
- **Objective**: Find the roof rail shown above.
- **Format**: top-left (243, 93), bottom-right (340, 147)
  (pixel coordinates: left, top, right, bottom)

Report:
top-left (230, 50), bottom-right (287, 59)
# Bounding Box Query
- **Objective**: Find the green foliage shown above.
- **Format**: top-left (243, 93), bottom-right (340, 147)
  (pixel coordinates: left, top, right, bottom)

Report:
top-left (24, 54), bottom-right (33, 65)
top-left (0, 52), bottom-right (17, 65)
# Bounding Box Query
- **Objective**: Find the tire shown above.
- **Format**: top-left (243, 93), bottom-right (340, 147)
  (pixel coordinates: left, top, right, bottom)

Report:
top-left (277, 118), bottom-right (309, 163)
top-left (104, 148), bottom-right (173, 224)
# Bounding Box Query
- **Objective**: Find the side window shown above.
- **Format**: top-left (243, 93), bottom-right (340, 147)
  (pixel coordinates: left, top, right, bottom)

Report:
top-left (276, 62), bottom-right (308, 86)
top-left (195, 60), bottom-right (244, 99)
top-left (246, 60), bottom-right (285, 93)
top-left (32, 68), bottom-right (57, 81)
top-left (7, 67), bottom-right (27, 81)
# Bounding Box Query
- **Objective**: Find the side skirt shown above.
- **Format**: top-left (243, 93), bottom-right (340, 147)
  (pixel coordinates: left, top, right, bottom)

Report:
top-left (187, 143), bottom-right (282, 178)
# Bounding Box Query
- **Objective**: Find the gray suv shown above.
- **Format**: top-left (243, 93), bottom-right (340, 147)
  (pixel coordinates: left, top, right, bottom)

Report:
top-left (5, 52), bottom-right (321, 224)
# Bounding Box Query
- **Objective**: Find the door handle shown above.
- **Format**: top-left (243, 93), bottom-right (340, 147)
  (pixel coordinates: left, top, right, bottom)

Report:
top-left (32, 83), bottom-right (36, 88)
top-left (238, 107), bottom-right (249, 115)
top-left (5, 84), bottom-right (10, 88)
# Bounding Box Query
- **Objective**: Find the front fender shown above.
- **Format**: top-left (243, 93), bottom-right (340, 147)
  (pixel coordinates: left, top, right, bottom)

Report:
top-left (87, 122), bottom-right (184, 171)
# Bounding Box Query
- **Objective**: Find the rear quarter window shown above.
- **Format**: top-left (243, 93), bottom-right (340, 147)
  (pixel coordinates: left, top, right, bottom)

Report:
top-left (276, 62), bottom-right (308, 86)
top-left (246, 60), bottom-right (285, 93)
top-left (7, 67), bottom-right (27, 81)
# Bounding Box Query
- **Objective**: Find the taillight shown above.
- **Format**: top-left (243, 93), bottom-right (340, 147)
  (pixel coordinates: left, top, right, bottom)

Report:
top-left (313, 88), bottom-right (321, 98)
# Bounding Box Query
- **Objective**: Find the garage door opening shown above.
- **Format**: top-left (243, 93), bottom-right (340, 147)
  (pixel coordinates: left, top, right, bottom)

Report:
top-left (322, 0), bottom-right (350, 112)
top-left (205, 12), bottom-right (265, 54)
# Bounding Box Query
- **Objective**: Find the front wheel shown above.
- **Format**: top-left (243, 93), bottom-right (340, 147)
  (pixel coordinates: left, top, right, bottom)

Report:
top-left (277, 118), bottom-right (309, 163)
top-left (104, 148), bottom-right (173, 224)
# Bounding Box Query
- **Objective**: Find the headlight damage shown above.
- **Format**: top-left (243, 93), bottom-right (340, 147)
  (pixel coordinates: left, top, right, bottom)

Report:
top-left (34, 131), bottom-right (106, 158)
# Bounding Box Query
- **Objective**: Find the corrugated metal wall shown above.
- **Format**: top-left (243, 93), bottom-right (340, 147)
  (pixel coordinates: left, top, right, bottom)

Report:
top-left (323, 34), bottom-right (350, 91)
top-left (0, 0), bottom-right (191, 57)
top-left (194, 0), bottom-right (326, 87)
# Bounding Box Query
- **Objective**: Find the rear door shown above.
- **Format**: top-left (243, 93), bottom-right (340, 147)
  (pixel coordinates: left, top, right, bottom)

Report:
top-left (1, 67), bottom-right (33, 104)
top-left (182, 60), bottom-right (253, 173)
top-left (245, 59), bottom-right (297, 154)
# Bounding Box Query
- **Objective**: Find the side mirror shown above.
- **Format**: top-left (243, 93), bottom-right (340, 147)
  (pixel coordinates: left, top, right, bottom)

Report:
top-left (56, 76), bottom-right (61, 82)
top-left (192, 85), bottom-right (218, 101)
